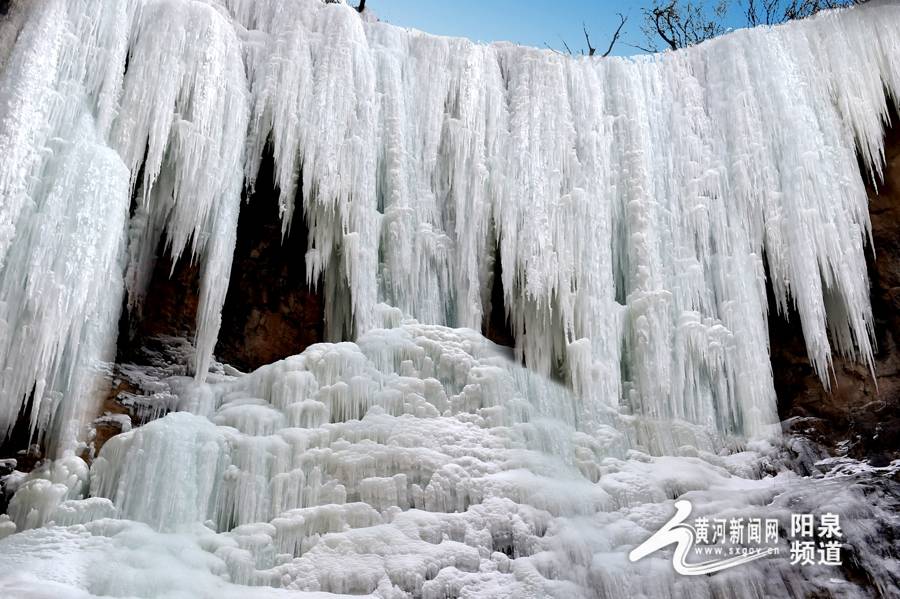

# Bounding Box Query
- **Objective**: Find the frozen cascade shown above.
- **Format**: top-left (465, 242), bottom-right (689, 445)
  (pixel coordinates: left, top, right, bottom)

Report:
top-left (0, 0), bottom-right (897, 444)
top-left (1, 317), bottom-right (899, 597)
top-left (0, 0), bottom-right (899, 596)
top-left (0, 0), bottom-right (897, 441)
top-left (0, 0), bottom-right (249, 443)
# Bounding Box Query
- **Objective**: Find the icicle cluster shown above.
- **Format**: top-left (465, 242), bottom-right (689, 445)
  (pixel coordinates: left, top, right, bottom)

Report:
top-left (0, 0), bottom-right (132, 447)
top-left (1, 0), bottom-right (899, 448)
top-left (2, 3), bottom-right (900, 596)
top-left (0, 0), bottom-right (248, 445)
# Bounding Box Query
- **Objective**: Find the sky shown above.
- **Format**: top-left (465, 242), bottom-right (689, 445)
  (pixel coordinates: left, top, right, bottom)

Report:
top-left (368, 1), bottom-right (749, 57)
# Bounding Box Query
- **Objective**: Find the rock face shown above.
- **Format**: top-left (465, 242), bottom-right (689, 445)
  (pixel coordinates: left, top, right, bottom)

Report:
top-left (772, 111), bottom-right (900, 464)
top-left (120, 253), bottom-right (201, 358)
top-left (120, 150), bottom-right (326, 372)
top-left (215, 154), bottom-right (325, 372)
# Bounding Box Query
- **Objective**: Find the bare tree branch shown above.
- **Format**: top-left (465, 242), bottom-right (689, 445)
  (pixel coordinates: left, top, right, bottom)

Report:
top-left (543, 42), bottom-right (567, 56)
top-left (745, 0), bottom-right (782, 25)
top-left (623, 40), bottom-right (659, 54)
top-left (647, 1), bottom-right (680, 50)
top-left (601, 13), bottom-right (628, 57)
top-left (552, 12), bottom-right (630, 58)
top-left (583, 22), bottom-right (596, 56)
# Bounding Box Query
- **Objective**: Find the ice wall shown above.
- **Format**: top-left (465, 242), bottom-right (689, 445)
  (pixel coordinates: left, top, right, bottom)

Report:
top-left (1, 0), bottom-right (899, 448)
top-left (0, 0), bottom-right (248, 447)
top-left (0, 0), bottom-right (132, 447)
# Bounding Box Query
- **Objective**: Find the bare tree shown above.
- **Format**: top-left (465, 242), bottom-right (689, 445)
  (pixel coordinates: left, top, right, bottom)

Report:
top-left (641, 0), bottom-right (868, 51)
top-left (639, 0), bottom-right (729, 51)
top-left (746, 0), bottom-right (866, 25)
top-left (546, 13), bottom-right (628, 58)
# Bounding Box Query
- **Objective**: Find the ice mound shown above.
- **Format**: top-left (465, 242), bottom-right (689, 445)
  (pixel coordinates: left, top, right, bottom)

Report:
top-left (1, 320), bottom-right (898, 597)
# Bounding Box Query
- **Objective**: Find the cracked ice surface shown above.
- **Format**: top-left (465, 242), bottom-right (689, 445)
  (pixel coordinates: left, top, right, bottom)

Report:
top-left (1, 319), bottom-right (898, 597)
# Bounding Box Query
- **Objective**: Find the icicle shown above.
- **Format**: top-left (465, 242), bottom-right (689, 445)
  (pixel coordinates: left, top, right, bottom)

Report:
top-left (2, 0), bottom-right (899, 450)
top-left (0, 0), bottom-right (66, 272)
top-left (0, 115), bottom-right (130, 445)
top-left (112, 0), bottom-right (250, 380)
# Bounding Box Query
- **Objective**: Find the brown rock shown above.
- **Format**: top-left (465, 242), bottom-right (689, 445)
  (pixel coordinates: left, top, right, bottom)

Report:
top-left (773, 107), bottom-right (900, 464)
top-left (120, 147), bottom-right (327, 372)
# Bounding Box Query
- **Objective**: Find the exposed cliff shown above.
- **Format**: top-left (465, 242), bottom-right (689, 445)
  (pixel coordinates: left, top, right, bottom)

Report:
top-left (774, 110), bottom-right (900, 464)
top-left (118, 148), bottom-right (327, 373)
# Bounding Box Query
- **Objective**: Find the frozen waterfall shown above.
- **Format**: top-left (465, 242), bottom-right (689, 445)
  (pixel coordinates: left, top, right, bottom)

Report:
top-left (2, 316), bottom-right (899, 597)
top-left (0, 0), bottom-right (897, 444)
top-left (0, 0), bottom-right (899, 597)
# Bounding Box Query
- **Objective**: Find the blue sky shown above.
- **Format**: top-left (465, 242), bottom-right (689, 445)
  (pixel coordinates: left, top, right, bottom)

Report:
top-left (368, 1), bottom-right (748, 56)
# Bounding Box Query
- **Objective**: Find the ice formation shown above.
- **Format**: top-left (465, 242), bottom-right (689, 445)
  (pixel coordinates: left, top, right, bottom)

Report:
top-left (2, 318), bottom-right (899, 597)
top-left (1, 0), bottom-right (900, 596)
top-left (0, 0), bottom-right (897, 445)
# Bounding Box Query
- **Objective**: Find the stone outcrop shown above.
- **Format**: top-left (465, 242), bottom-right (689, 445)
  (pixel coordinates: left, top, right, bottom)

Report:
top-left (215, 155), bottom-right (325, 372)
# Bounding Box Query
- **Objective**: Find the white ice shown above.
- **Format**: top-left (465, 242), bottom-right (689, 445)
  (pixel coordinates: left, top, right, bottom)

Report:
top-left (0, 0), bottom-right (897, 444)
top-left (1, 319), bottom-right (898, 597)
top-left (0, 0), bottom-right (899, 597)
